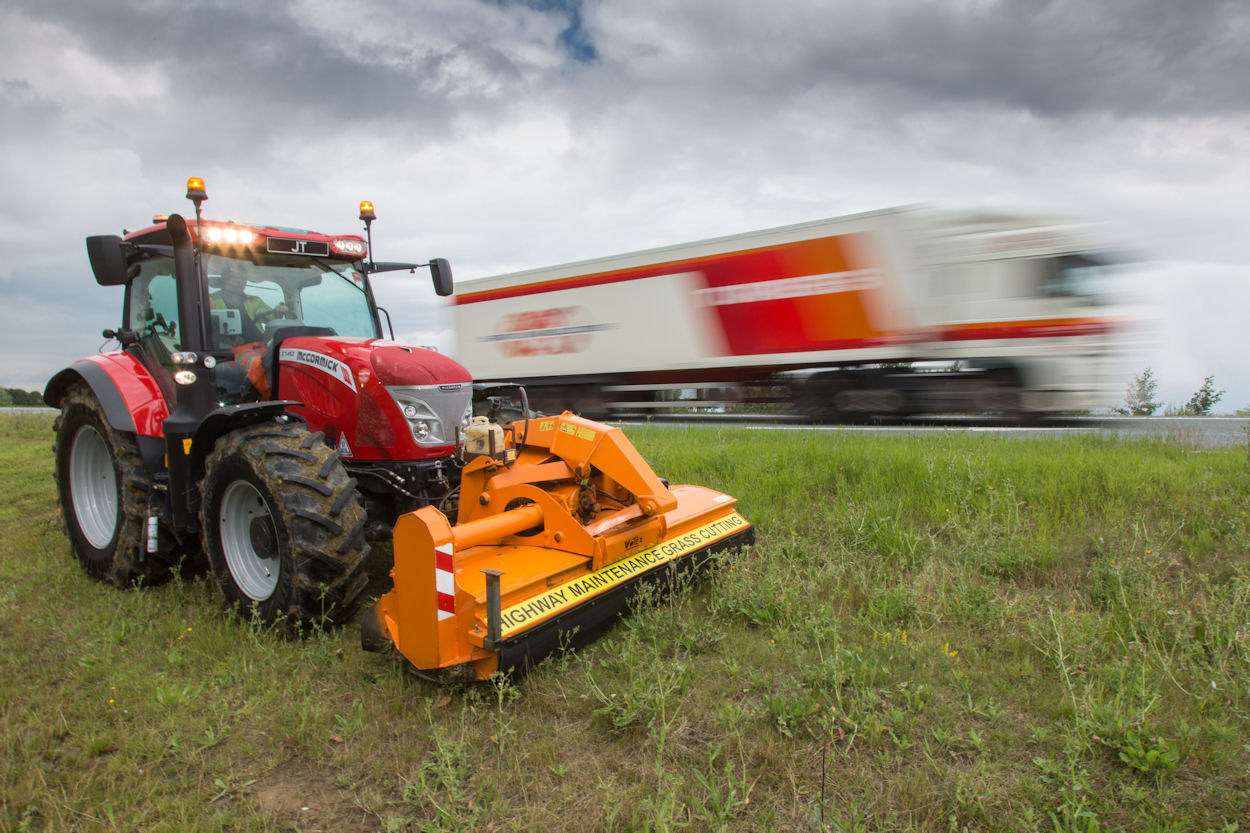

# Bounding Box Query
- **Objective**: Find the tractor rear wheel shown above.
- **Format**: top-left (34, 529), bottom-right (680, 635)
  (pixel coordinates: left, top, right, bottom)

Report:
top-left (53, 383), bottom-right (186, 585)
top-left (200, 423), bottom-right (369, 631)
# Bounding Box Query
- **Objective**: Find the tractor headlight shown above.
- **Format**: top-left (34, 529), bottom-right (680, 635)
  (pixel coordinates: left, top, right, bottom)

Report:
top-left (386, 387), bottom-right (447, 446)
top-left (385, 384), bottom-right (472, 448)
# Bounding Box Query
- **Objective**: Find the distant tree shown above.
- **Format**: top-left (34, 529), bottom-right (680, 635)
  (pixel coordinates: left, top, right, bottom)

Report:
top-left (0, 389), bottom-right (44, 407)
top-left (1184, 376), bottom-right (1225, 416)
top-left (1115, 367), bottom-right (1161, 416)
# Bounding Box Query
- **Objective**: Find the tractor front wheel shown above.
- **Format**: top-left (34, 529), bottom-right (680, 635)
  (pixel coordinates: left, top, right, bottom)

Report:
top-left (200, 423), bottom-right (369, 631)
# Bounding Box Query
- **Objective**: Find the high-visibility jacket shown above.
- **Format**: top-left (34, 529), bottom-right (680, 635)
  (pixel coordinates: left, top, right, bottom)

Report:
top-left (210, 292), bottom-right (273, 318)
top-left (231, 341), bottom-right (271, 399)
top-left (210, 292), bottom-right (274, 343)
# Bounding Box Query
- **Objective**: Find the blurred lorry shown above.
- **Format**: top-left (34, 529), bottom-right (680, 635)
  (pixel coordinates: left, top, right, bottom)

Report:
top-left (452, 207), bottom-right (1132, 420)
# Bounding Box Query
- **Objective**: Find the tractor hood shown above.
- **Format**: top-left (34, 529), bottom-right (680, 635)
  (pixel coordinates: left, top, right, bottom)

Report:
top-left (369, 343), bottom-right (472, 387)
top-left (275, 336), bottom-right (472, 460)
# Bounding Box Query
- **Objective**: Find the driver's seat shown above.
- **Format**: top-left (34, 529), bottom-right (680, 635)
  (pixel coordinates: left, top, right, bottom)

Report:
top-left (265, 327), bottom-right (337, 400)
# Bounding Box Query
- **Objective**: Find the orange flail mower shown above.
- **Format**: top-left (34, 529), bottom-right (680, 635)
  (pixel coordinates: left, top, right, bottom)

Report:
top-left (362, 411), bottom-right (753, 681)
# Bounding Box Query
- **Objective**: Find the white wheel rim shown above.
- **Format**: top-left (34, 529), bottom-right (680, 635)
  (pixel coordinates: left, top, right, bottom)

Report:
top-left (70, 425), bottom-right (117, 549)
top-left (218, 480), bottom-right (280, 601)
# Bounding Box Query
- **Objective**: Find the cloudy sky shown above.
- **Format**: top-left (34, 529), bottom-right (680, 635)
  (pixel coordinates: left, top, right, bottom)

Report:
top-left (2, 0), bottom-right (1247, 410)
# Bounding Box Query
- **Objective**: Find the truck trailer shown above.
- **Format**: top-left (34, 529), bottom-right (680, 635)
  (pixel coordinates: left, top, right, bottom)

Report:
top-left (452, 207), bottom-right (1135, 420)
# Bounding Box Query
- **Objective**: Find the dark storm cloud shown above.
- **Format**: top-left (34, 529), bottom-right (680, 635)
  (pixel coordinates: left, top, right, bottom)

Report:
top-left (13, 0), bottom-right (1244, 128)
top-left (4, 0), bottom-right (525, 144)
top-left (593, 0), bottom-right (1249, 121)
top-left (815, 0), bottom-right (1250, 117)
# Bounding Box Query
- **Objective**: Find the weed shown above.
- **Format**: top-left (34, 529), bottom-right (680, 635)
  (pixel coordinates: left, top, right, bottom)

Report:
top-left (1033, 753), bottom-right (1102, 833)
top-left (487, 671), bottom-right (520, 751)
top-left (332, 697), bottom-right (367, 736)
top-left (401, 710), bottom-right (502, 832)
top-left (1106, 729), bottom-right (1180, 775)
top-left (690, 745), bottom-right (757, 828)
top-left (763, 691), bottom-right (822, 737)
top-left (587, 655), bottom-right (688, 734)
top-left (866, 584), bottom-right (919, 627)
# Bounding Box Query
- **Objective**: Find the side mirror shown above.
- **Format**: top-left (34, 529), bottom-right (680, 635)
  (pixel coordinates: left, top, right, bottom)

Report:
top-left (429, 257), bottom-right (453, 297)
top-left (85, 235), bottom-right (130, 286)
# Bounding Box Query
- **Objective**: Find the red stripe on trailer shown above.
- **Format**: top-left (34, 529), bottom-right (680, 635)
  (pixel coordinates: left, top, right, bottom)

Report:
top-left (938, 318), bottom-right (1118, 342)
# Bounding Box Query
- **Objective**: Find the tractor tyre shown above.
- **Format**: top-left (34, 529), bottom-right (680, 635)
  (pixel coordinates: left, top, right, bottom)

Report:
top-left (52, 383), bottom-right (186, 585)
top-left (200, 423), bottom-right (369, 632)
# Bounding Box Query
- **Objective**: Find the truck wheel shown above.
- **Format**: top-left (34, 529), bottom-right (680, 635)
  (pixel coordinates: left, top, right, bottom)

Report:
top-left (794, 376), bottom-right (852, 423)
top-left (979, 370), bottom-right (1027, 421)
top-left (200, 423), bottom-right (369, 631)
top-left (53, 383), bottom-right (183, 585)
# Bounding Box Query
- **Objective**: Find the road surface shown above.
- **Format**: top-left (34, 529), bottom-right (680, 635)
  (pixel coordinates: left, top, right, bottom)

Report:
top-left (617, 414), bottom-right (1250, 449)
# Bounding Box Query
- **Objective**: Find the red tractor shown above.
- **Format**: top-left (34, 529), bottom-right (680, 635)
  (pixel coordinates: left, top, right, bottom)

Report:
top-left (45, 179), bottom-right (474, 630)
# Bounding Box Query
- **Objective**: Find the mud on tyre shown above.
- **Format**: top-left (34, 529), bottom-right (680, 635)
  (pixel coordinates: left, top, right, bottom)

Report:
top-left (200, 422), bottom-right (369, 631)
top-left (53, 382), bottom-right (189, 585)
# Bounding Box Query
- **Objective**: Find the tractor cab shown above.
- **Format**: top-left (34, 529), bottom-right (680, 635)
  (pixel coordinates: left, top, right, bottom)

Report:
top-left (125, 241), bottom-right (383, 405)
top-left (91, 179), bottom-right (454, 412)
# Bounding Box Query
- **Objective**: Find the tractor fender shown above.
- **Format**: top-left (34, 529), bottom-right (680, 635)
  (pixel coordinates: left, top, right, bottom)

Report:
top-left (188, 400), bottom-right (305, 484)
top-left (44, 354), bottom-right (170, 436)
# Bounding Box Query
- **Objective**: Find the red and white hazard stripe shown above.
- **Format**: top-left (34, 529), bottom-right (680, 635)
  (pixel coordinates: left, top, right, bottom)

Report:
top-left (435, 544), bottom-right (455, 620)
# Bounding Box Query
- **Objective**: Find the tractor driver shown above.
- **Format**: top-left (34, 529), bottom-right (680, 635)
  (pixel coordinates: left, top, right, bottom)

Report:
top-left (210, 261), bottom-right (287, 399)
top-left (210, 261), bottom-right (288, 345)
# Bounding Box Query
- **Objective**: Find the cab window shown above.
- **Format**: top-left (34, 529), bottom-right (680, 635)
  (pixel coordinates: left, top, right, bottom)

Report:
top-left (299, 268), bottom-right (377, 337)
top-left (1037, 254), bottom-right (1115, 302)
top-left (128, 257), bottom-right (182, 366)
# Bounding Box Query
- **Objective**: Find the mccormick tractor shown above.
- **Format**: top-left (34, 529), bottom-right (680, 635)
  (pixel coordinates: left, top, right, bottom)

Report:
top-left (46, 179), bottom-right (752, 681)
top-left (46, 178), bottom-right (472, 629)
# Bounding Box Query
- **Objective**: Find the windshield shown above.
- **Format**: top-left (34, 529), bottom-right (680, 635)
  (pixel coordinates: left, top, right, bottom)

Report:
top-left (206, 253), bottom-right (378, 349)
top-left (1037, 253), bottom-right (1121, 302)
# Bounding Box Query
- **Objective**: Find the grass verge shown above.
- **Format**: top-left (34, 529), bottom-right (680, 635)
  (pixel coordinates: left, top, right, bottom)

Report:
top-left (1, 412), bottom-right (1247, 832)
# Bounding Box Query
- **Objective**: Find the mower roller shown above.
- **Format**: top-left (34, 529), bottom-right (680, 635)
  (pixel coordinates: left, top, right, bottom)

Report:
top-left (362, 411), bottom-right (753, 681)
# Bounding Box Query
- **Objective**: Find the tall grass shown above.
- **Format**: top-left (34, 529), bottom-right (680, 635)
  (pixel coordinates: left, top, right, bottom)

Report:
top-left (1, 413), bottom-right (1247, 832)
